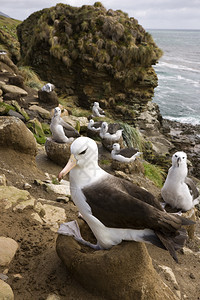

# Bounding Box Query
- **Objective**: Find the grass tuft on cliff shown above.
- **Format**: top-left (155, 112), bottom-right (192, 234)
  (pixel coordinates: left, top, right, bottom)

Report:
top-left (17, 3), bottom-right (163, 88)
top-left (143, 162), bottom-right (165, 187)
top-left (18, 66), bottom-right (44, 90)
top-left (0, 15), bottom-right (21, 62)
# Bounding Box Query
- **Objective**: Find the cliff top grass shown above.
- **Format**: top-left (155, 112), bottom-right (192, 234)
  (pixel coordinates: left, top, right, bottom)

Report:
top-left (18, 2), bottom-right (163, 87)
top-left (0, 15), bottom-right (21, 62)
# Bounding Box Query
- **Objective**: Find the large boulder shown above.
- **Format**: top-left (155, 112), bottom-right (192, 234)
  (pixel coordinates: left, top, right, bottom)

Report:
top-left (0, 237), bottom-right (18, 266)
top-left (8, 75), bottom-right (26, 89)
top-left (56, 220), bottom-right (178, 300)
top-left (0, 116), bottom-right (37, 155)
top-left (0, 280), bottom-right (14, 300)
top-left (1, 84), bottom-right (27, 96)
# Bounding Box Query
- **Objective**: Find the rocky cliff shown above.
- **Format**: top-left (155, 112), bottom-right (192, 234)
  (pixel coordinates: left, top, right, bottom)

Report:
top-left (17, 2), bottom-right (162, 125)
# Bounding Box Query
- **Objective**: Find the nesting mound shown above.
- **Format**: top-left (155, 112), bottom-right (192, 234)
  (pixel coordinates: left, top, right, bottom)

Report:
top-left (56, 220), bottom-right (177, 300)
top-left (45, 137), bottom-right (72, 166)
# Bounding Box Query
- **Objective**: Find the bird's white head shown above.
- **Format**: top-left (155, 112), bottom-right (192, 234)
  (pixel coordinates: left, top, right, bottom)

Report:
top-left (113, 143), bottom-right (120, 151)
top-left (101, 121), bottom-right (108, 133)
top-left (94, 102), bottom-right (99, 107)
top-left (89, 119), bottom-right (95, 125)
top-left (54, 107), bottom-right (61, 117)
top-left (58, 137), bottom-right (99, 181)
top-left (172, 151), bottom-right (187, 168)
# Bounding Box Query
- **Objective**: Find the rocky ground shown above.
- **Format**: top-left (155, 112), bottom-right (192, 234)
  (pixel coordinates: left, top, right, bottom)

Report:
top-left (0, 143), bottom-right (200, 300)
top-left (1, 53), bottom-right (200, 299)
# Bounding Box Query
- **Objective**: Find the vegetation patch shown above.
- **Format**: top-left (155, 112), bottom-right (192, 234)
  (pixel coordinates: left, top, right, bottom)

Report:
top-left (143, 162), bottom-right (165, 187)
top-left (18, 66), bottom-right (44, 90)
top-left (0, 15), bottom-right (21, 62)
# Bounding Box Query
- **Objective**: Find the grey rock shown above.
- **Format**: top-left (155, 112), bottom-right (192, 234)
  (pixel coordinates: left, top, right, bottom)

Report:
top-left (0, 116), bottom-right (37, 155)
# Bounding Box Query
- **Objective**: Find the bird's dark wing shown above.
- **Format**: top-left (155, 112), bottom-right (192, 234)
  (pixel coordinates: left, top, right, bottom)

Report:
top-left (82, 175), bottom-right (195, 262)
top-left (118, 147), bottom-right (138, 158)
top-left (108, 123), bottom-right (121, 134)
top-left (60, 119), bottom-right (80, 137)
top-left (82, 175), bottom-right (182, 232)
top-left (93, 121), bottom-right (103, 129)
top-left (98, 108), bottom-right (105, 114)
top-left (185, 177), bottom-right (199, 199)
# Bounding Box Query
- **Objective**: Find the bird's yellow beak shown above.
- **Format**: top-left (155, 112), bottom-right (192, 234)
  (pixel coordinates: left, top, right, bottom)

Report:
top-left (58, 154), bottom-right (77, 181)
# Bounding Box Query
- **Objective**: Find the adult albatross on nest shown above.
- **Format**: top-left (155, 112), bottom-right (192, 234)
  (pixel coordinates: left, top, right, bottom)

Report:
top-left (100, 122), bottom-right (123, 141)
top-left (111, 143), bottom-right (142, 163)
top-left (58, 137), bottom-right (194, 262)
top-left (161, 151), bottom-right (200, 211)
top-left (50, 107), bottom-right (80, 143)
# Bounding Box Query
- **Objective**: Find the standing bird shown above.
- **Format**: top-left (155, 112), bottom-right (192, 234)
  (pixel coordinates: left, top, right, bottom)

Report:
top-left (100, 122), bottom-right (123, 142)
top-left (58, 137), bottom-right (194, 262)
top-left (111, 143), bottom-right (142, 163)
top-left (161, 151), bottom-right (199, 211)
top-left (92, 102), bottom-right (105, 117)
top-left (50, 107), bottom-right (80, 143)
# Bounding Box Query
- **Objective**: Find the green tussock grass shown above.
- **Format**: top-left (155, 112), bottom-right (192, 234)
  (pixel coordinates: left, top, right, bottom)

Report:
top-left (119, 122), bottom-right (145, 152)
top-left (18, 66), bottom-right (45, 90)
top-left (0, 15), bottom-right (21, 61)
top-left (143, 162), bottom-right (165, 187)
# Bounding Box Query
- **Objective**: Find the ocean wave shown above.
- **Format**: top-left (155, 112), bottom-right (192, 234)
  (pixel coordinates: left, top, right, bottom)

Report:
top-left (155, 73), bottom-right (200, 88)
top-left (166, 56), bottom-right (200, 66)
top-left (176, 75), bottom-right (200, 87)
top-left (157, 61), bottom-right (200, 74)
top-left (164, 115), bottom-right (200, 126)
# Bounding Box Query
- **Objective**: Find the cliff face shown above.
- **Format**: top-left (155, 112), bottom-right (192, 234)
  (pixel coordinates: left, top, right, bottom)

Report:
top-left (0, 15), bottom-right (21, 62)
top-left (17, 2), bottom-right (162, 124)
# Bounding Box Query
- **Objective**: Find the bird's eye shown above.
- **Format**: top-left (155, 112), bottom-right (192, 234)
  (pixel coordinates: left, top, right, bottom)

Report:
top-left (79, 148), bottom-right (87, 155)
top-left (175, 155), bottom-right (177, 157)
top-left (183, 157), bottom-right (185, 159)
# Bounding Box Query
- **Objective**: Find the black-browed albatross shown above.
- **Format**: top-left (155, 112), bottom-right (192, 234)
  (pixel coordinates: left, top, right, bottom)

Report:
top-left (161, 151), bottom-right (200, 211)
top-left (58, 137), bottom-right (194, 262)
top-left (50, 107), bottom-right (80, 143)
top-left (92, 102), bottom-right (105, 118)
top-left (100, 122), bottom-right (123, 141)
top-left (111, 143), bottom-right (142, 163)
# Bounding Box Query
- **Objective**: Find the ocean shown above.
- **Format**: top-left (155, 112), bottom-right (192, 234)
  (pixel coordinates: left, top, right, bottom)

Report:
top-left (149, 29), bottom-right (200, 125)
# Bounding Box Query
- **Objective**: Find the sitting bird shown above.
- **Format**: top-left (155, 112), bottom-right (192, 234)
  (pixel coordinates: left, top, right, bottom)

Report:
top-left (161, 151), bottom-right (200, 211)
top-left (50, 107), bottom-right (80, 143)
top-left (58, 137), bottom-right (194, 263)
top-left (87, 119), bottom-right (102, 132)
top-left (92, 102), bottom-right (105, 117)
top-left (111, 143), bottom-right (142, 163)
top-left (41, 83), bottom-right (55, 92)
top-left (100, 122), bottom-right (123, 142)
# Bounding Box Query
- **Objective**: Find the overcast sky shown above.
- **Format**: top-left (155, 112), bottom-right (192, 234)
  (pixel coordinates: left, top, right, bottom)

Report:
top-left (2, 0), bottom-right (200, 29)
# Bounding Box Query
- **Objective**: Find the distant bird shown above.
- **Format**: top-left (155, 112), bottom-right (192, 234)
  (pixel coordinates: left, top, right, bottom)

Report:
top-left (50, 107), bottom-right (80, 143)
top-left (111, 143), bottom-right (142, 163)
top-left (58, 137), bottom-right (194, 263)
top-left (42, 83), bottom-right (55, 93)
top-left (100, 122), bottom-right (123, 142)
top-left (161, 151), bottom-right (200, 211)
top-left (87, 119), bottom-right (102, 132)
top-left (92, 102), bottom-right (105, 117)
